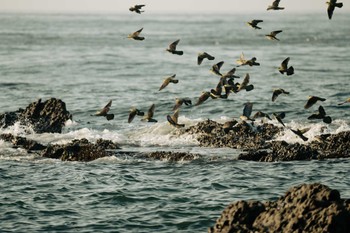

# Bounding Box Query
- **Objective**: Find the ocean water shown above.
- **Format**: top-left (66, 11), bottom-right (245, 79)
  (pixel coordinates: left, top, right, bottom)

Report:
top-left (0, 12), bottom-right (349, 232)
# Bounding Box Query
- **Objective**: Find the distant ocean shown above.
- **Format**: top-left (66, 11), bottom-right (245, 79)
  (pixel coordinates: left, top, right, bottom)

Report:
top-left (0, 12), bottom-right (349, 232)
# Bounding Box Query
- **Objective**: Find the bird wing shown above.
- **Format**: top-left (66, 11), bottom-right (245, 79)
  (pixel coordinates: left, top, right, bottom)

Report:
top-left (159, 77), bottom-right (171, 91)
top-left (147, 104), bottom-right (155, 118)
top-left (252, 19), bottom-right (263, 24)
top-left (128, 108), bottom-right (136, 123)
top-left (271, 30), bottom-right (282, 36)
top-left (318, 105), bottom-right (326, 117)
top-left (197, 55), bottom-right (204, 65)
top-left (281, 57), bottom-right (290, 70)
top-left (133, 28), bottom-right (143, 37)
top-left (169, 39), bottom-right (180, 51)
top-left (272, 89), bottom-right (281, 102)
top-left (272, 0), bottom-right (281, 7)
top-left (243, 102), bottom-right (253, 118)
top-left (238, 73), bottom-right (250, 91)
top-left (171, 109), bottom-right (179, 124)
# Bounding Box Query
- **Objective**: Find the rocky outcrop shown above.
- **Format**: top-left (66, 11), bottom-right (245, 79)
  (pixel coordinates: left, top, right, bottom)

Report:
top-left (0, 98), bottom-right (72, 133)
top-left (209, 183), bottom-right (350, 233)
top-left (41, 138), bottom-right (120, 162)
top-left (0, 133), bottom-right (46, 151)
top-left (185, 119), bottom-right (280, 150)
top-left (141, 151), bottom-right (201, 162)
top-left (185, 119), bottom-right (350, 162)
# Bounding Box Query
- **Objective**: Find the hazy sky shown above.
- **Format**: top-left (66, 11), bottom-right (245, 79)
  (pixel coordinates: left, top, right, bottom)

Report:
top-left (0, 0), bottom-right (349, 14)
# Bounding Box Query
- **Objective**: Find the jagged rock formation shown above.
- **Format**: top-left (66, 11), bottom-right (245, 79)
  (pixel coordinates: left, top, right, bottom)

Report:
top-left (209, 183), bottom-right (350, 233)
top-left (0, 98), bottom-right (72, 133)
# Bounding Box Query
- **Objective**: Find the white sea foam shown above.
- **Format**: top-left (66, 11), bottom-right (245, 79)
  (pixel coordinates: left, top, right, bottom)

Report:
top-left (274, 119), bottom-right (350, 144)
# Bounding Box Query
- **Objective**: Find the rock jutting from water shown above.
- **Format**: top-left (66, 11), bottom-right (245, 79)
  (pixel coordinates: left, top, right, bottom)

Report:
top-left (209, 183), bottom-right (350, 233)
top-left (0, 98), bottom-right (72, 133)
top-left (184, 119), bottom-right (350, 162)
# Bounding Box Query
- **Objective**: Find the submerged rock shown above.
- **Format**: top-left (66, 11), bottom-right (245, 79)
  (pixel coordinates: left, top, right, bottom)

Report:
top-left (0, 133), bottom-right (46, 151)
top-left (41, 138), bottom-right (120, 162)
top-left (209, 183), bottom-right (350, 233)
top-left (0, 98), bottom-right (72, 133)
top-left (142, 151), bottom-right (201, 162)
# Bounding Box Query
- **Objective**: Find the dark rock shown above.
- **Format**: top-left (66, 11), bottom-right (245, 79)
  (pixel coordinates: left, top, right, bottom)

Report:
top-left (96, 138), bottom-right (121, 150)
top-left (310, 131), bottom-right (350, 159)
top-left (142, 151), bottom-right (201, 162)
top-left (209, 183), bottom-right (350, 233)
top-left (0, 133), bottom-right (46, 151)
top-left (185, 119), bottom-right (350, 162)
top-left (41, 138), bottom-right (116, 162)
top-left (185, 120), bottom-right (281, 150)
top-left (0, 98), bottom-right (72, 133)
top-left (239, 141), bottom-right (319, 162)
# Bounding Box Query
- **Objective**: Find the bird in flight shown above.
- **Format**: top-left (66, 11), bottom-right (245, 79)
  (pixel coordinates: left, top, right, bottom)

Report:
top-left (272, 88), bottom-right (290, 102)
top-left (94, 100), bottom-right (114, 121)
top-left (267, 0), bottom-right (285, 10)
top-left (128, 107), bottom-right (144, 123)
top-left (304, 96), bottom-right (326, 109)
top-left (327, 0), bottom-right (343, 19)
top-left (278, 57), bottom-right (294, 76)
top-left (265, 30), bottom-right (283, 41)
top-left (141, 104), bottom-right (157, 122)
top-left (166, 39), bottom-right (183, 55)
top-left (197, 52), bottom-right (215, 65)
top-left (167, 109), bottom-right (185, 128)
top-left (247, 20), bottom-right (264, 29)
top-left (129, 5), bottom-right (145, 14)
top-left (127, 28), bottom-right (145, 41)
top-left (159, 74), bottom-right (179, 91)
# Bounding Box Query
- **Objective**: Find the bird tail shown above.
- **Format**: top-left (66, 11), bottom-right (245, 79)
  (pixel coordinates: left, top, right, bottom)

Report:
top-left (336, 3), bottom-right (343, 8)
top-left (287, 66), bottom-right (294, 76)
top-left (173, 51), bottom-right (184, 55)
top-left (106, 114), bottom-right (114, 121)
top-left (171, 79), bottom-right (179, 84)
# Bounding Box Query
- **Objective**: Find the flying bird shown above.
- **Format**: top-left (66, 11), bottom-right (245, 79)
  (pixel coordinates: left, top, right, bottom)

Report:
top-left (338, 97), bottom-right (350, 105)
top-left (247, 20), bottom-right (264, 29)
top-left (236, 53), bottom-right (260, 66)
top-left (327, 0), bottom-right (343, 19)
top-left (129, 4), bottom-right (145, 14)
top-left (142, 104), bottom-right (157, 122)
top-left (265, 30), bottom-right (283, 41)
top-left (167, 109), bottom-right (185, 128)
top-left (237, 73), bottom-right (254, 92)
top-left (253, 111), bottom-right (272, 120)
top-left (272, 88), bottom-right (290, 102)
top-left (240, 102), bottom-right (254, 121)
top-left (290, 128), bottom-right (310, 142)
top-left (267, 0), bottom-right (285, 10)
top-left (195, 91), bottom-right (211, 106)
top-left (210, 61), bottom-right (224, 76)
top-left (159, 74), bottom-right (178, 91)
top-left (94, 100), bottom-right (114, 121)
top-left (173, 98), bottom-right (192, 111)
top-left (304, 96), bottom-right (326, 109)
top-left (128, 107), bottom-right (144, 123)
top-left (273, 112), bottom-right (286, 127)
top-left (166, 39), bottom-right (183, 55)
top-left (222, 119), bottom-right (238, 133)
top-left (127, 28), bottom-right (145, 41)
top-left (307, 106), bottom-right (332, 124)
top-left (278, 57), bottom-right (294, 76)
top-left (197, 52), bottom-right (215, 65)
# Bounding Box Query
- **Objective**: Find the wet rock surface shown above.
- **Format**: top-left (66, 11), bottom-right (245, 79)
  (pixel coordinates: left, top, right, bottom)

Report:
top-left (185, 119), bottom-right (280, 150)
top-left (0, 98), bottom-right (72, 133)
top-left (209, 183), bottom-right (350, 233)
top-left (185, 119), bottom-right (350, 162)
top-left (41, 138), bottom-right (120, 162)
top-left (141, 151), bottom-right (202, 162)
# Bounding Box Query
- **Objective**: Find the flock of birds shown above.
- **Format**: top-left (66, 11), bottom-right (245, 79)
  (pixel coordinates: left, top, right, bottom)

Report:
top-left (93, 0), bottom-right (348, 142)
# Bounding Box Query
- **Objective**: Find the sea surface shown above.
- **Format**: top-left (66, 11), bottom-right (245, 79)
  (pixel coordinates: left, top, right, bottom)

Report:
top-left (0, 12), bottom-right (349, 232)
